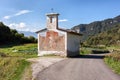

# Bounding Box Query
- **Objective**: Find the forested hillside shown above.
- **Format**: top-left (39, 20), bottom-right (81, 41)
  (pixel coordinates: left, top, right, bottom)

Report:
top-left (72, 15), bottom-right (120, 41)
top-left (0, 22), bottom-right (37, 44)
top-left (84, 24), bottom-right (120, 46)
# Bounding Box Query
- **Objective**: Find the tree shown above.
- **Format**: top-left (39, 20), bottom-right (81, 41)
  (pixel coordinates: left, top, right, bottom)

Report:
top-left (0, 22), bottom-right (37, 44)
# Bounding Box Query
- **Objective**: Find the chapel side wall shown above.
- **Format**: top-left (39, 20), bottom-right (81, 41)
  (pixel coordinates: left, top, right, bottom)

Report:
top-left (67, 33), bottom-right (81, 57)
top-left (38, 34), bottom-right (40, 55)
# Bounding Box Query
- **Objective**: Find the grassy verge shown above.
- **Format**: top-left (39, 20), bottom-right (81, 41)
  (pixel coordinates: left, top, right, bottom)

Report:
top-left (21, 62), bottom-right (32, 80)
top-left (104, 51), bottom-right (120, 75)
top-left (0, 57), bottom-right (31, 80)
top-left (0, 43), bottom-right (37, 80)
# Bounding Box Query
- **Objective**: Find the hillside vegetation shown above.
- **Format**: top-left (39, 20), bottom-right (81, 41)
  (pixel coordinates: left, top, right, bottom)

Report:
top-left (0, 22), bottom-right (37, 45)
top-left (84, 24), bottom-right (120, 47)
top-left (72, 15), bottom-right (120, 41)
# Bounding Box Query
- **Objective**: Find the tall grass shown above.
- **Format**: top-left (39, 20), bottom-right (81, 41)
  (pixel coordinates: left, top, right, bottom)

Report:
top-left (0, 57), bottom-right (30, 80)
top-left (0, 43), bottom-right (37, 80)
top-left (104, 51), bottom-right (120, 75)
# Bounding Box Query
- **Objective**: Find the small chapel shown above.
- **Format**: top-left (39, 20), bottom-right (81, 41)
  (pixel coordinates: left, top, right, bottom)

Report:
top-left (36, 13), bottom-right (82, 57)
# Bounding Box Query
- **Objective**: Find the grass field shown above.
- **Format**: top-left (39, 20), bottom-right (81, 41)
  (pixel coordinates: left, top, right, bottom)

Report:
top-left (0, 43), bottom-right (37, 58)
top-left (0, 43), bottom-right (37, 80)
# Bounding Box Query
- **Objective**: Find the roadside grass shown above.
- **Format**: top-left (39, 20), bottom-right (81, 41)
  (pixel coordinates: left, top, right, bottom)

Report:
top-left (80, 47), bottom-right (92, 55)
top-left (0, 43), bottom-right (37, 80)
top-left (0, 57), bottom-right (31, 80)
top-left (21, 62), bottom-right (32, 80)
top-left (80, 46), bottom-right (109, 55)
top-left (104, 51), bottom-right (120, 75)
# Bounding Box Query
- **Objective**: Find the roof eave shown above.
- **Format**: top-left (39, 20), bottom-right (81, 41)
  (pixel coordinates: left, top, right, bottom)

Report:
top-left (57, 28), bottom-right (83, 36)
top-left (35, 28), bottom-right (47, 34)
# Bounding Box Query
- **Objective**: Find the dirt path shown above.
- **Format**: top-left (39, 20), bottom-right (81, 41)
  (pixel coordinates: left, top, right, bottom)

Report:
top-left (35, 54), bottom-right (120, 80)
top-left (28, 57), bottom-right (65, 80)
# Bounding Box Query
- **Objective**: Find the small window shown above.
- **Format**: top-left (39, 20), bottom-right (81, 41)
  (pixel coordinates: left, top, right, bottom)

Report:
top-left (50, 17), bottom-right (53, 23)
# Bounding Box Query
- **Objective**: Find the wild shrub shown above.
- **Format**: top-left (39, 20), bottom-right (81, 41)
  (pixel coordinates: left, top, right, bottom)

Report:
top-left (0, 52), bottom-right (7, 57)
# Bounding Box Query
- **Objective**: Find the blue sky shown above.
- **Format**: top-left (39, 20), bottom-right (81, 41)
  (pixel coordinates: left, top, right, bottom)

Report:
top-left (0, 0), bottom-right (120, 32)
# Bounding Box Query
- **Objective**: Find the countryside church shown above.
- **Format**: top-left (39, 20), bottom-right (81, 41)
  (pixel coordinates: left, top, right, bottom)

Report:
top-left (36, 13), bottom-right (82, 57)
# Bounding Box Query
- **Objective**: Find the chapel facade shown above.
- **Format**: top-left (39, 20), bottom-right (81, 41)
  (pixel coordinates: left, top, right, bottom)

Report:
top-left (36, 13), bottom-right (82, 57)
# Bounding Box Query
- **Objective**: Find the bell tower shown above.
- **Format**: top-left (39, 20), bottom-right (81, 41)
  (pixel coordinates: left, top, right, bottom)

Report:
top-left (46, 13), bottom-right (59, 29)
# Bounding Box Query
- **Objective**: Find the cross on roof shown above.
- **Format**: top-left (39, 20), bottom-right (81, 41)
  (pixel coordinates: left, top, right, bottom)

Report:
top-left (51, 8), bottom-right (54, 13)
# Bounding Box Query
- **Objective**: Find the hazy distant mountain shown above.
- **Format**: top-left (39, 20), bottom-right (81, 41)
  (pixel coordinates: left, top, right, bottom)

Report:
top-left (72, 15), bottom-right (120, 41)
top-left (19, 31), bottom-right (37, 38)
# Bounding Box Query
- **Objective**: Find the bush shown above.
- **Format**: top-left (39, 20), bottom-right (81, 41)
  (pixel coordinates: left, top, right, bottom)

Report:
top-left (0, 52), bottom-right (7, 57)
top-left (107, 51), bottom-right (120, 61)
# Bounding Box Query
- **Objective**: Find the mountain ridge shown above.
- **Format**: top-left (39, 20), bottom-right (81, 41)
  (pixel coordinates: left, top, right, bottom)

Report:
top-left (18, 31), bottom-right (37, 38)
top-left (72, 15), bottom-right (120, 41)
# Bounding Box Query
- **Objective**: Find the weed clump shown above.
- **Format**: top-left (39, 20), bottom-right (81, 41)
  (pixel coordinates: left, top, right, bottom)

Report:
top-left (0, 52), bottom-right (7, 57)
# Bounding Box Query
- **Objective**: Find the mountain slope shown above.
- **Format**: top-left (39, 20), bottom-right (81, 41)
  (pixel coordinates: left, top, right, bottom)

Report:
top-left (72, 15), bottom-right (120, 41)
top-left (84, 24), bottom-right (120, 46)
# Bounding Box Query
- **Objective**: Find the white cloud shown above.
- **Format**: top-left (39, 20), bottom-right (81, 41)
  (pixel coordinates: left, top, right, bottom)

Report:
top-left (8, 22), bottom-right (36, 32)
top-left (3, 16), bottom-right (11, 20)
top-left (15, 10), bottom-right (32, 16)
top-left (3, 10), bottom-right (32, 20)
top-left (9, 22), bottom-right (26, 30)
top-left (59, 19), bottom-right (68, 22)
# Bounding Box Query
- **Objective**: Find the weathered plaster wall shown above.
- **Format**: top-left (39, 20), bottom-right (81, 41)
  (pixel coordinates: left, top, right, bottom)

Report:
top-left (38, 30), bottom-right (66, 56)
top-left (67, 33), bottom-right (81, 57)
